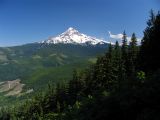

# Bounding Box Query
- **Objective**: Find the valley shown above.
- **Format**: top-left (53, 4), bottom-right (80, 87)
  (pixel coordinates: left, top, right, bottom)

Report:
top-left (0, 28), bottom-right (109, 107)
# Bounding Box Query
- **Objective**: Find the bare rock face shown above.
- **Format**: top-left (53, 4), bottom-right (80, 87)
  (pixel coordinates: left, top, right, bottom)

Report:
top-left (0, 79), bottom-right (25, 96)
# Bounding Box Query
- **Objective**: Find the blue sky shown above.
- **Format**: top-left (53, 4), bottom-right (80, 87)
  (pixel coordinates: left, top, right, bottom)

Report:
top-left (0, 0), bottom-right (159, 46)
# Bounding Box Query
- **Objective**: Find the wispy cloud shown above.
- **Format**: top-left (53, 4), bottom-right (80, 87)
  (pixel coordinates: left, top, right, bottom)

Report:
top-left (108, 31), bottom-right (142, 45)
top-left (108, 31), bottom-right (123, 40)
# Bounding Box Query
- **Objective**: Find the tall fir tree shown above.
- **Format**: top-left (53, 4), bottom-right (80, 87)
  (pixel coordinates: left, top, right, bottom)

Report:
top-left (128, 33), bottom-right (138, 86)
top-left (107, 43), bottom-right (113, 58)
top-left (121, 31), bottom-right (128, 76)
top-left (128, 33), bottom-right (138, 73)
top-left (68, 70), bottom-right (84, 104)
top-left (121, 31), bottom-right (128, 61)
top-left (138, 10), bottom-right (160, 73)
top-left (103, 44), bottom-right (116, 92)
top-left (112, 41), bottom-right (122, 90)
top-left (129, 33), bottom-right (138, 61)
top-left (113, 41), bottom-right (121, 66)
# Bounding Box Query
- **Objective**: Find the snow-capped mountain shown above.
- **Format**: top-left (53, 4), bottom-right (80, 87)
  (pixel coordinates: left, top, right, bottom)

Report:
top-left (41, 27), bottom-right (108, 45)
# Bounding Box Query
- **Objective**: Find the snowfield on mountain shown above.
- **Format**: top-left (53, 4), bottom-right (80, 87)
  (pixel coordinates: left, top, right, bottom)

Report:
top-left (41, 27), bottom-right (108, 45)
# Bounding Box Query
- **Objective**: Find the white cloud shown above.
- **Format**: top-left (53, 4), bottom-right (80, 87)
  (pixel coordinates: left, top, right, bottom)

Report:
top-left (108, 31), bottom-right (123, 40)
top-left (108, 31), bottom-right (142, 45)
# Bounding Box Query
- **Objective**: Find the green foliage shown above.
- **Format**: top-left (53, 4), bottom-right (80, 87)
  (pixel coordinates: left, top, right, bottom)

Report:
top-left (0, 44), bottom-right (107, 81)
top-left (0, 44), bottom-right (107, 106)
top-left (138, 10), bottom-right (160, 73)
top-left (121, 31), bottom-right (128, 61)
top-left (137, 71), bottom-right (145, 81)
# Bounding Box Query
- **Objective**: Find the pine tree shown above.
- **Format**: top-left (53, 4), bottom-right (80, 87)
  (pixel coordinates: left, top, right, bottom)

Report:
top-left (129, 33), bottom-right (138, 61)
top-left (112, 41), bottom-right (122, 90)
top-left (121, 31), bottom-right (128, 61)
top-left (128, 33), bottom-right (138, 73)
top-left (128, 33), bottom-right (138, 87)
top-left (115, 41), bottom-right (121, 54)
top-left (68, 70), bottom-right (84, 104)
top-left (119, 31), bottom-right (128, 88)
top-left (103, 44), bottom-right (117, 92)
top-left (138, 10), bottom-right (160, 73)
top-left (113, 41), bottom-right (121, 67)
top-left (107, 43), bottom-right (113, 58)
top-left (55, 83), bottom-right (68, 111)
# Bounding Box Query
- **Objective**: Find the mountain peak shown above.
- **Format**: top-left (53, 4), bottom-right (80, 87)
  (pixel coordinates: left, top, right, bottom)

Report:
top-left (41, 28), bottom-right (107, 45)
top-left (62, 27), bottom-right (79, 36)
top-left (67, 27), bottom-right (77, 31)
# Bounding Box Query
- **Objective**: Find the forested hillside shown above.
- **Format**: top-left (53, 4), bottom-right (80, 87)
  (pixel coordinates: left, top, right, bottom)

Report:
top-left (0, 44), bottom-right (107, 81)
top-left (0, 10), bottom-right (160, 120)
top-left (0, 43), bottom-right (108, 106)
